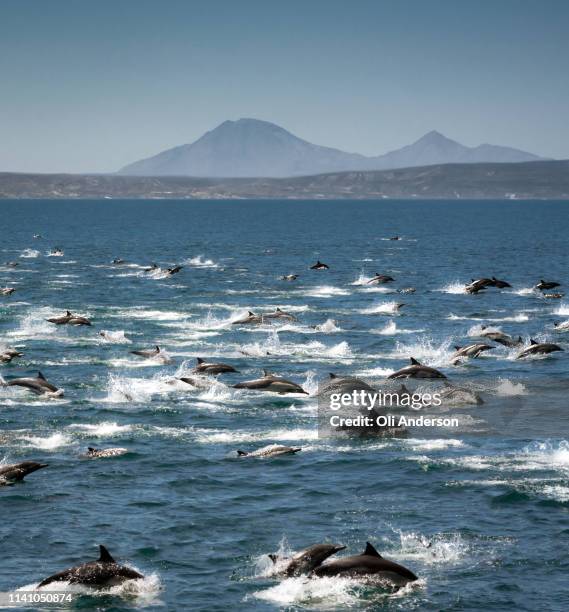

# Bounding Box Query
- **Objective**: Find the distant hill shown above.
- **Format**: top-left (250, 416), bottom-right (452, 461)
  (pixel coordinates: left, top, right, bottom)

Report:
top-left (119, 118), bottom-right (544, 177)
top-left (3, 160), bottom-right (568, 200)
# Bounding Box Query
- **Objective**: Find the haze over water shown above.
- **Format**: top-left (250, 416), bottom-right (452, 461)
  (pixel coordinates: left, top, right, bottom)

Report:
top-left (1, 199), bottom-right (568, 610)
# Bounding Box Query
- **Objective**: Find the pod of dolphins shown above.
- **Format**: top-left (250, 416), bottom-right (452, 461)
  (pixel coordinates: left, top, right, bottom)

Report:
top-left (1, 249), bottom-right (566, 593)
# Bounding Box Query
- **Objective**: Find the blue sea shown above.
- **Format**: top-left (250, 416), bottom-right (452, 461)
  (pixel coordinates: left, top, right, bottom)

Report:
top-left (1, 199), bottom-right (568, 611)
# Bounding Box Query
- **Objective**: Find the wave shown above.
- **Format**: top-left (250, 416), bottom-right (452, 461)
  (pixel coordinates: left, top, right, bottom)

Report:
top-left (304, 286), bottom-right (350, 298)
top-left (20, 433), bottom-right (73, 450)
top-left (68, 422), bottom-right (134, 437)
top-left (183, 255), bottom-right (219, 268)
top-left (361, 301), bottom-right (404, 315)
top-left (436, 281), bottom-right (466, 294)
top-left (554, 303), bottom-right (569, 316)
top-left (20, 248), bottom-right (41, 258)
top-left (98, 329), bottom-right (132, 344)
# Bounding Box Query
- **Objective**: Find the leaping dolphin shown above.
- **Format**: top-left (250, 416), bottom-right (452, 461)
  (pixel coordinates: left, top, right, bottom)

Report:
top-left (0, 461), bottom-right (48, 485)
top-left (232, 311), bottom-right (265, 325)
top-left (38, 545), bottom-right (144, 588)
top-left (536, 279), bottom-right (561, 290)
top-left (193, 357), bottom-right (238, 375)
top-left (233, 370), bottom-right (308, 394)
top-left (388, 358), bottom-right (447, 379)
top-left (367, 273), bottom-right (395, 284)
top-left (1, 287), bottom-right (16, 296)
top-left (452, 343), bottom-right (494, 359)
top-left (269, 543), bottom-right (346, 577)
top-left (5, 371), bottom-right (62, 396)
top-left (130, 345), bottom-right (171, 363)
top-left (263, 308), bottom-right (298, 322)
top-left (516, 339), bottom-right (563, 359)
top-left (311, 541), bottom-right (418, 586)
top-left (310, 260), bottom-right (329, 270)
top-left (46, 310), bottom-right (74, 325)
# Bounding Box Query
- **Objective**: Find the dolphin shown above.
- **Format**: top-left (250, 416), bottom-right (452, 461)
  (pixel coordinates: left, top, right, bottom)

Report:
top-left (84, 447), bottom-right (128, 459)
top-left (479, 327), bottom-right (522, 347)
top-left (232, 311), bottom-right (265, 325)
top-left (452, 343), bottom-right (494, 359)
top-left (543, 293), bottom-right (564, 299)
top-left (46, 310), bottom-right (74, 325)
top-left (193, 357), bottom-right (238, 375)
top-left (388, 357), bottom-right (447, 379)
top-left (233, 370), bottom-right (308, 394)
top-left (389, 236), bottom-right (401, 240)
top-left (311, 542), bottom-right (418, 585)
top-left (516, 339), bottom-right (564, 359)
top-left (38, 545), bottom-right (144, 588)
top-left (0, 348), bottom-right (24, 363)
top-left (536, 280), bottom-right (561, 290)
top-left (5, 371), bottom-right (62, 396)
top-left (1, 287), bottom-right (16, 296)
top-left (465, 278), bottom-right (493, 294)
top-left (172, 376), bottom-right (213, 390)
top-left (237, 445), bottom-right (302, 458)
top-left (554, 320), bottom-right (569, 331)
top-left (310, 260), bottom-right (329, 270)
top-left (144, 263), bottom-right (159, 272)
top-left (491, 276), bottom-right (512, 288)
top-left (269, 543), bottom-right (346, 577)
top-left (367, 273), bottom-right (395, 284)
top-left (5, 261), bottom-right (19, 268)
top-left (439, 382), bottom-right (484, 405)
top-left (263, 308), bottom-right (298, 322)
top-left (280, 274), bottom-right (298, 281)
top-left (68, 315), bottom-right (92, 326)
top-left (111, 258), bottom-right (125, 265)
top-left (165, 265), bottom-right (183, 276)
top-left (49, 248), bottom-right (64, 256)
top-left (0, 461), bottom-right (48, 485)
top-left (130, 345), bottom-right (171, 363)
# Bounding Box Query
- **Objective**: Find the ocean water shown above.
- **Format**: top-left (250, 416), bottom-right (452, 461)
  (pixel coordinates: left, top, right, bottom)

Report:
top-left (1, 199), bottom-right (568, 611)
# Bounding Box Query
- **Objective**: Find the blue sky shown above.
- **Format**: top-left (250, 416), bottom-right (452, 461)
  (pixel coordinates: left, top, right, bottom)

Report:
top-left (1, 0), bottom-right (568, 172)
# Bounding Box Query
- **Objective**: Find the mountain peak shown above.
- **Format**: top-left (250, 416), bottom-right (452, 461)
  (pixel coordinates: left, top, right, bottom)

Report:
top-left (414, 130), bottom-right (458, 146)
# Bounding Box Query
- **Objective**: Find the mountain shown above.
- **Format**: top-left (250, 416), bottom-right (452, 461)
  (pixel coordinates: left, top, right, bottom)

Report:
top-left (119, 118), bottom-right (545, 177)
top-left (120, 118), bottom-right (367, 178)
top-left (370, 130), bottom-right (543, 169)
top-left (4, 160), bottom-right (568, 200)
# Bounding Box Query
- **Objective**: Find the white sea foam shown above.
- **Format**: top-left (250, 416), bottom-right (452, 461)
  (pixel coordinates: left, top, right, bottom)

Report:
top-left (68, 422), bottom-right (134, 437)
top-left (361, 301), bottom-right (404, 315)
top-left (20, 433), bottom-right (73, 450)
top-left (304, 286), bottom-right (350, 298)
top-left (20, 248), bottom-right (40, 258)
top-left (183, 255), bottom-right (219, 268)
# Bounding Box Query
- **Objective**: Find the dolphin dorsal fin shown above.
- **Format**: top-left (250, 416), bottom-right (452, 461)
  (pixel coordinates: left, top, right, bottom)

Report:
top-left (98, 545), bottom-right (115, 563)
top-left (196, 358), bottom-right (204, 364)
top-left (276, 308), bottom-right (282, 312)
top-left (268, 553), bottom-right (278, 563)
top-left (248, 311), bottom-right (255, 316)
top-left (37, 371), bottom-right (46, 380)
top-left (363, 542), bottom-right (382, 558)
top-left (88, 447), bottom-right (96, 452)
top-left (237, 450), bottom-right (248, 456)
top-left (155, 345), bottom-right (160, 352)
top-left (329, 373), bottom-right (338, 379)
top-left (454, 346), bottom-right (461, 351)
top-left (530, 338), bottom-right (537, 345)
top-left (66, 310), bottom-right (72, 316)
top-left (410, 357), bottom-right (421, 366)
